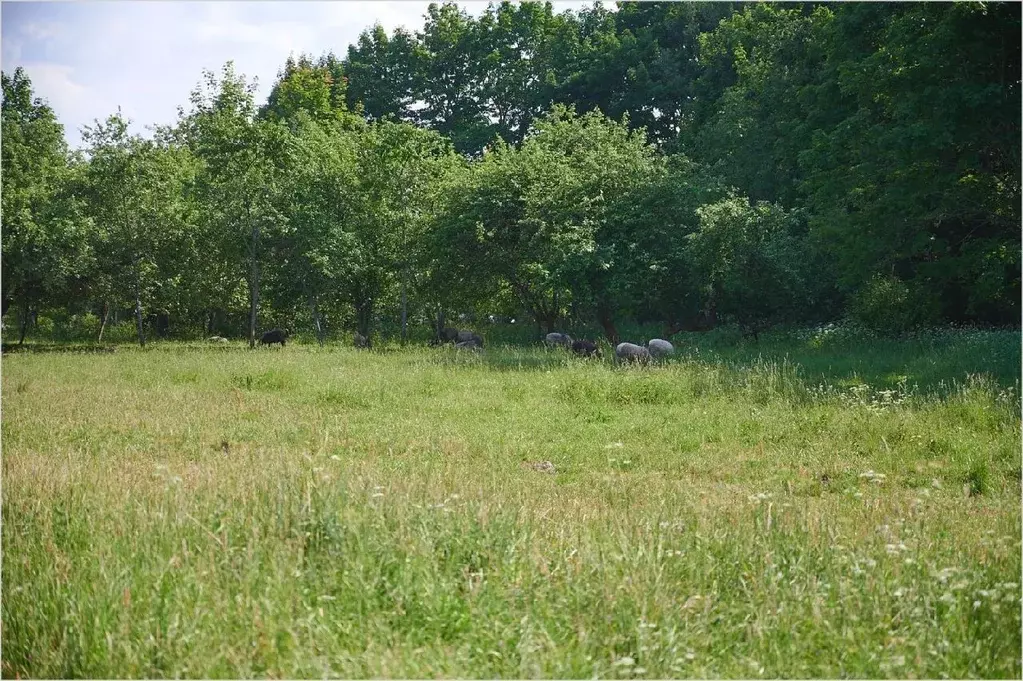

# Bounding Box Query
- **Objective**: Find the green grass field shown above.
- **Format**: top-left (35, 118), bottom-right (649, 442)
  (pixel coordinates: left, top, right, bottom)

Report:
top-left (3, 328), bottom-right (1020, 678)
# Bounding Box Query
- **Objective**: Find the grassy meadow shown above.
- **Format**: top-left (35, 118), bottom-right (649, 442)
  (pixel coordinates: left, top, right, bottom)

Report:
top-left (2, 327), bottom-right (1021, 678)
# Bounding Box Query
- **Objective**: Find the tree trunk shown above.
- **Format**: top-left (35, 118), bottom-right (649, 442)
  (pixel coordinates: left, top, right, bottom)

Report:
top-left (435, 307), bottom-right (446, 342)
top-left (2, 291), bottom-right (11, 319)
top-left (400, 270), bottom-right (408, 344)
top-left (18, 299), bottom-right (29, 346)
top-left (248, 219), bottom-right (261, 350)
top-left (98, 301), bottom-right (109, 342)
top-left (596, 299), bottom-right (619, 346)
top-left (355, 297), bottom-right (373, 348)
top-left (309, 295), bottom-right (324, 347)
top-left (134, 264), bottom-right (146, 348)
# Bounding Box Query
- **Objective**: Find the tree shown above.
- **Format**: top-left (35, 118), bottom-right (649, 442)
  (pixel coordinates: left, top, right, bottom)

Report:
top-left (688, 3), bottom-right (829, 205)
top-left (687, 196), bottom-right (813, 339)
top-left (416, 2), bottom-right (494, 155)
top-left (261, 53), bottom-right (350, 125)
top-left (431, 105), bottom-right (661, 340)
top-left (800, 2), bottom-right (1021, 325)
top-left (613, 154), bottom-right (731, 338)
top-left (343, 24), bottom-right (423, 125)
top-left (359, 120), bottom-right (462, 343)
top-left (1, 68), bottom-right (86, 342)
top-left (80, 112), bottom-right (196, 346)
top-left (273, 112), bottom-right (364, 345)
top-left (178, 62), bottom-right (291, 348)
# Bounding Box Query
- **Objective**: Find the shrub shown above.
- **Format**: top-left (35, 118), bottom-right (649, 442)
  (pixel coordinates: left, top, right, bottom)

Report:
top-left (849, 274), bottom-right (940, 335)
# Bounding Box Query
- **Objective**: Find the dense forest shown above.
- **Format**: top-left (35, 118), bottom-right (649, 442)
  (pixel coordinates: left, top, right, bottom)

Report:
top-left (2, 1), bottom-right (1019, 347)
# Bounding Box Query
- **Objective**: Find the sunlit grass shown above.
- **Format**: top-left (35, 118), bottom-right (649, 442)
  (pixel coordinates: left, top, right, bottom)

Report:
top-left (2, 330), bottom-right (1020, 678)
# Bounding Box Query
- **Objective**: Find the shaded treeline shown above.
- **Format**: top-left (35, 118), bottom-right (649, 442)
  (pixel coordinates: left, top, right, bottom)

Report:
top-left (2, 2), bottom-right (1019, 347)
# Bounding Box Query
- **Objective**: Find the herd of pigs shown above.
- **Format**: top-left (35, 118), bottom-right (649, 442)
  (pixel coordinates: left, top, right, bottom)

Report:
top-left (236, 327), bottom-right (675, 364)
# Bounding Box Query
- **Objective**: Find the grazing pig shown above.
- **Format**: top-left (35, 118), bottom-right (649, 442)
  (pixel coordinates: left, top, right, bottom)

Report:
top-left (544, 332), bottom-right (573, 348)
top-left (208, 336), bottom-right (229, 344)
top-left (455, 338), bottom-right (483, 351)
top-left (259, 328), bottom-right (288, 347)
top-left (572, 339), bottom-right (601, 358)
top-left (646, 338), bottom-right (675, 358)
top-left (455, 330), bottom-right (484, 347)
top-left (615, 342), bottom-right (651, 364)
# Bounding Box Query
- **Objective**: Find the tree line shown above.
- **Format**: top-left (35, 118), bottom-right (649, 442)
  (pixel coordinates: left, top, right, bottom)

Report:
top-left (3, 1), bottom-right (1019, 347)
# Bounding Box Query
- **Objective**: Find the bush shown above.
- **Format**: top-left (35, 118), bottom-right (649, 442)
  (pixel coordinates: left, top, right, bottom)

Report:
top-left (51, 312), bottom-right (100, 341)
top-left (849, 274), bottom-right (940, 335)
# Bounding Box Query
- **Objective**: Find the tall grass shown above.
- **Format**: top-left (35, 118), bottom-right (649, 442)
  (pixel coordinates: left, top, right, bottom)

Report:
top-left (3, 329), bottom-right (1020, 678)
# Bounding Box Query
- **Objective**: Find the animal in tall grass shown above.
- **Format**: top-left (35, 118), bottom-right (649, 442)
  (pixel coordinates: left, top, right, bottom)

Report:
top-left (432, 327), bottom-right (483, 348)
top-left (455, 338), bottom-right (483, 351)
top-left (615, 342), bottom-right (651, 364)
top-left (572, 339), bottom-right (601, 358)
top-left (208, 336), bottom-right (229, 344)
top-left (430, 326), bottom-right (467, 346)
top-left (456, 330), bottom-right (483, 346)
top-left (353, 332), bottom-right (369, 348)
top-left (646, 338), bottom-right (675, 359)
top-left (259, 328), bottom-right (288, 348)
top-left (545, 332), bottom-right (573, 348)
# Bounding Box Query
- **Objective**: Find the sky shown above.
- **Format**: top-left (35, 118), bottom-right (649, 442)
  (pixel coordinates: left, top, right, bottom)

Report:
top-left (1, 1), bottom-right (596, 150)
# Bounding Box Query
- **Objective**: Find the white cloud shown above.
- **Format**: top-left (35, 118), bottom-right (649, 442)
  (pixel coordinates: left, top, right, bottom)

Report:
top-left (3, 1), bottom-right (598, 150)
top-left (19, 61), bottom-right (86, 103)
top-left (19, 21), bottom-right (63, 43)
